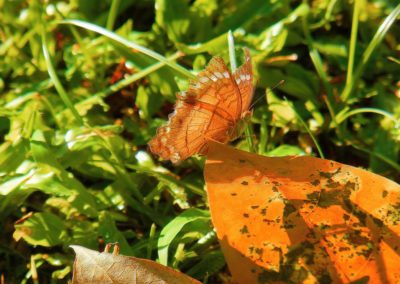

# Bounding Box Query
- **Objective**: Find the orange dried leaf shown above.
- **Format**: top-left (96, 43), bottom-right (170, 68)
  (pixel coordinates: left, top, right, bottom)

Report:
top-left (204, 141), bottom-right (400, 283)
top-left (71, 245), bottom-right (201, 284)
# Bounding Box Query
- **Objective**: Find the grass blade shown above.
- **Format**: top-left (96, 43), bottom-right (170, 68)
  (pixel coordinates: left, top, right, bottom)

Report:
top-left (106, 0), bottom-right (121, 30)
top-left (41, 31), bottom-right (84, 126)
top-left (59, 19), bottom-right (195, 79)
top-left (345, 0), bottom-right (361, 87)
top-left (341, 4), bottom-right (400, 101)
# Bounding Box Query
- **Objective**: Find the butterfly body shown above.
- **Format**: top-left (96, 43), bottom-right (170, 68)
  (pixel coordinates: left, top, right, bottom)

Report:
top-left (149, 48), bottom-right (254, 163)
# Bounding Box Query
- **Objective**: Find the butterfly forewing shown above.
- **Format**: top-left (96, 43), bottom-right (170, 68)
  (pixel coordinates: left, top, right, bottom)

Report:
top-left (149, 48), bottom-right (254, 163)
top-left (187, 56), bottom-right (243, 122)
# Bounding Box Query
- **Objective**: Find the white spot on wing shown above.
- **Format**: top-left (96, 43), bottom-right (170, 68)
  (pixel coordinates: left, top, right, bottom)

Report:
top-left (214, 72), bottom-right (223, 79)
top-left (245, 74), bottom-right (251, 80)
top-left (210, 75), bottom-right (218, 81)
top-left (223, 72), bottom-right (229, 78)
top-left (200, 77), bottom-right (209, 83)
top-left (235, 78), bottom-right (241, 84)
top-left (171, 152), bottom-right (181, 162)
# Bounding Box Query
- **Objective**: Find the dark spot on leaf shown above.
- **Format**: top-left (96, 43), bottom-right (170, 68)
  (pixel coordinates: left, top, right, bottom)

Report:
top-left (345, 181), bottom-right (358, 191)
top-left (346, 230), bottom-right (370, 247)
top-left (371, 215), bottom-right (383, 228)
top-left (258, 269), bottom-right (280, 283)
top-left (241, 180), bottom-right (249, 186)
top-left (255, 247), bottom-right (264, 259)
top-left (239, 159), bottom-right (246, 163)
top-left (251, 205), bottom-right (259, 209)
top-left (239, 225), bottom-right (249, 234)
top-left (347, 205), bottom-right (367, 225)
top-left (282, 223), bottom-right (295, 229)
top-left (248, 246), bottom-right (255, 255)
top-left (319, 223), bottom-right (331, 230)
top-left (326, 179), bottom-right (340, 188)
top-left (306, 231), bottom-right (316, 239)
top-left (311, 179), bottom-right (320, 186)
top-left (243, 213), bottom-right (249, 218)
top-left (319, 168), bottom-right (341, 178)
top-left (307, 191), bottom-right (320, 202)
top-left (349, 276), bottom-right (370, 284)
top-left (284, 203), bottom-right (296, 217)
top-left (260, 208), bottom-right (267, 216)
top-left (343, 214), bottom-right (350, 221)
top-left (231, 192), bottom-right (237, 196)
top-left (272, 181), bottom-right (282, 187)
top-left (382, 190), bottom-right (388, 198)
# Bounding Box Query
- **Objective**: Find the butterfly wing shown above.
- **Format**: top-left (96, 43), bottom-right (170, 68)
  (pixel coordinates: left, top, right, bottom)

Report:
top-left (149, 50), bottom-right (253, 163)
top-left (233, 48), bottom-right (254, 113)
top-left (149, 98), bottom-right (236, 163)
top-left (149, 56), bottom-right (242, 163)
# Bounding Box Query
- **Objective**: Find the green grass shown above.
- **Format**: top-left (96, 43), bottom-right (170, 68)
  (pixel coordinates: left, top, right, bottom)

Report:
top-left (0, 0), bottom-right (399, 282)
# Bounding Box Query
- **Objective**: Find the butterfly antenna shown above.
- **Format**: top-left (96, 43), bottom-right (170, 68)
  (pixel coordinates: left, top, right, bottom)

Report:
top-left (250, 79), bottom-right (285, 109)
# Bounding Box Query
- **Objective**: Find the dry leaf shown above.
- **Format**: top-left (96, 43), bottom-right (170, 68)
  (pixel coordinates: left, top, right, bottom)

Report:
top-left (204, 141), bottom-right (400, 283)
top-left (71, 245), bottom-right (201, 284)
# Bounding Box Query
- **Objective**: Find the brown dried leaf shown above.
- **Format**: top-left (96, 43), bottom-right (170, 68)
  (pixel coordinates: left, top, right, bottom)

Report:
top-left (71, 245), bottom-right (201, 284)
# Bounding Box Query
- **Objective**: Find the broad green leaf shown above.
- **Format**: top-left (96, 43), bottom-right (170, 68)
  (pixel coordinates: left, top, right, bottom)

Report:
top-left (267, 92), bottom-right (298, 128)
top-left (155, 0), bottom-right (191, 43)
top-left (0, 139), bottom-right (29, 175)
top-left (186, 250), bottom-right (225, 279)
top-left (158, 208), bottom-right (210, 265)
top-left (178, 32), bottom-right (228, 55)
top-left (214, 0), bottom-right (273, 34)
top-left (14, 212), bottom-right (67, 247)
top-left (266, 145), bottom-right (306, 156)
top-left (370, 128), bottom-right (399, 173)
top-left (70, 220), bottom-right (99, 249)
top-left (0, 187), bottom-right (35, 220)
top-left (135, 85), bottom-right (164, 120)
top-left (98, 211), bottom-right (134, 255)
top-left (30, 130), bottom-right (99, 216)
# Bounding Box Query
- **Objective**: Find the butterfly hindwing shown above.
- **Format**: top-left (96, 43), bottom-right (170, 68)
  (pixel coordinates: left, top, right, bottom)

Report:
top-left (148, 99), bottom-right (214, 163)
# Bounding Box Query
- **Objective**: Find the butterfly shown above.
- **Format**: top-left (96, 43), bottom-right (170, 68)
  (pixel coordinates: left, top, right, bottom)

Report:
top-left (149, 48), bottom-right (254, 163)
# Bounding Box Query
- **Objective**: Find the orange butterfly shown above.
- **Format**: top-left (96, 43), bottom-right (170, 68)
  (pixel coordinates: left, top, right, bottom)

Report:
top-left (149, 48), bottom-right (254, 163)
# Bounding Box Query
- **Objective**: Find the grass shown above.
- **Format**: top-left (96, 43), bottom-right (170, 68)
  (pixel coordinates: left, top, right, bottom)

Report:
top-left (0, 0), bottom-right (399, 282)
